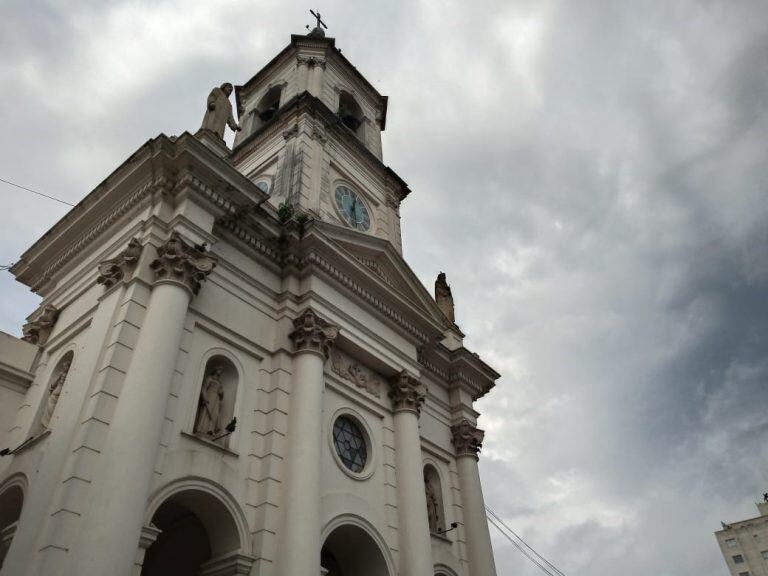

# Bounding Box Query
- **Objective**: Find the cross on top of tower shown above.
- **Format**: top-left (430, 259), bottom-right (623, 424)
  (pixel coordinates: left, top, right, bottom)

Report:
top-left (306, 9), bottom-right (328, 37)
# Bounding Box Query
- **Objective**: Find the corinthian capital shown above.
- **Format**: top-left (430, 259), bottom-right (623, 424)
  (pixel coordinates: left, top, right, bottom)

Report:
top-left (97, 238), bottom-right (143, 288)
top-left (289, 309), bottom-right (339, 358)
top-left (22, 304), bottom-right (60, 346)
top-left (149, 232), bottom-right (217, 296)
top-left (450, 419), bottom-right (484, 458)
top-left (389, 371), bottom-right (426, 415)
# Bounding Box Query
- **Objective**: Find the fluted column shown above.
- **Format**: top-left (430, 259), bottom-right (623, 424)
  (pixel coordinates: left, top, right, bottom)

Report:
top-left (452, 419), bottom-right (497, 576)
top-left (390, 371), bottom-right (434, 576)
top-left (71, 232), bottom-right (216, 576)
top-left (277, 309), bottom-right (339, 576)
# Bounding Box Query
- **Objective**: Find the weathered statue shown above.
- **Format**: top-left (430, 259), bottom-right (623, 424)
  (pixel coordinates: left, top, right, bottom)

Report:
top-left (200, 83), bottom-right (241, 140)
top-left (435, 272), bottom-right (455, 323)
top-left (194, 365), bottom-right (225, 437)
top-left (425, 477), bottom-right (440, 533)
top-left (40, 359), bottom-right (71, 428)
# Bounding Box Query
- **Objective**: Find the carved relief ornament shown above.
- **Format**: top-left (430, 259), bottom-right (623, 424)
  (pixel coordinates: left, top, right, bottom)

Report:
top-left (330, 350), bottom-right (382, 397)
top-left (450, 419), bottom-right (485, 458)
top-left (96, 238), bottom-right (143, 288)
top-left (389, 371), bottom-right (426, 415)
top-left (149, 232), bottom-right (217, 296)
top-left (289, 309), bottom-right (339, 358)
top-left (22, 305), bottom-right (60, 346)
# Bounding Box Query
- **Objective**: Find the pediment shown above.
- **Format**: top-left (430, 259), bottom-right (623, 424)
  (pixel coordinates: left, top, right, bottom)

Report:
top-left (312, 222), bottom-right (453, 331)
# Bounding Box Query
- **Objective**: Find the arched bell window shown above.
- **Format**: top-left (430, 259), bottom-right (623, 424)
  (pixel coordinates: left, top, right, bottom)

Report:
top-left (424, 464), bottom-right (447, 534)
top-left (192, 356), bottom-right (238, 446)
top-left (337, 91), bottom-right (365, 139)
top-left (250, 85), bottom-right (283, 133)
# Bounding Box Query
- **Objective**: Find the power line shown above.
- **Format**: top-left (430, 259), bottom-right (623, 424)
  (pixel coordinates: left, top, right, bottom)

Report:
top-left (486, 505), bottom-right (567, 576)
top-left (487, 514), bottom-right (559, 576)
top-left (0, 177), bottom-right (75, 207)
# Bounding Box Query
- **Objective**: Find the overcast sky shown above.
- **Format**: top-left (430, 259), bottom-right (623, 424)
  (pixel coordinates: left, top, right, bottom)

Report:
top-left (2, 1), bottom-right (768, 575)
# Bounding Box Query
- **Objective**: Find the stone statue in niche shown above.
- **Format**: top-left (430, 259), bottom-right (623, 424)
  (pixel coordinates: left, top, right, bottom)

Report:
top-left (425, 477), bottom-right (440, 533)
top-left (194, 365), bottom-right (225, 438)
top-left (200, 83), bottom-right (241, 140)
top-left (40, 359), bottom-right (71, 428)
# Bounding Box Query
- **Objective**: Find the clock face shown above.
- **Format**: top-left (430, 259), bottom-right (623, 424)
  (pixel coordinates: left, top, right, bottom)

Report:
top-left (335, 185), bottom-right (371, 231)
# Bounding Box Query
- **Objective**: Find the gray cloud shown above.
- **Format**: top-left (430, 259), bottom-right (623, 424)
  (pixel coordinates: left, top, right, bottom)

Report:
top-left (2, 1), bottom-right (767, 575)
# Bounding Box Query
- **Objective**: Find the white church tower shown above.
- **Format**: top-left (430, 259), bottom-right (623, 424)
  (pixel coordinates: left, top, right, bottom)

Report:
top-left (0, 23), bottom-right (500, 576)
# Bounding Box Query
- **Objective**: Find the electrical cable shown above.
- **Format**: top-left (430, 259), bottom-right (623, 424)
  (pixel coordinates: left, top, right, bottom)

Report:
top-left (0, 177), bottom-right (75, 207)
top-left (487, 514), bottom-right (559, 576)
top-left (486, 505), bottom-right (567, 576)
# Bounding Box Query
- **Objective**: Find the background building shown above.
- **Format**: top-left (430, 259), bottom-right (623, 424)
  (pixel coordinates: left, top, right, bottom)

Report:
top-left (715, 502), bottom-right (768, 576)
top-left (0, 26), bottom-right (499, 576)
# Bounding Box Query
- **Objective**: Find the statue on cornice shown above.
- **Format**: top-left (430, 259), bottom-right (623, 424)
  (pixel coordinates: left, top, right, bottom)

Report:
top-left (194, 365), bottom-right (225, 437)
top-left (40, 359), bottom-right (71, 429)
top-left (435, 272), bottom-right (455, 323)
top-left (201, 83), bottom-right (241, 140)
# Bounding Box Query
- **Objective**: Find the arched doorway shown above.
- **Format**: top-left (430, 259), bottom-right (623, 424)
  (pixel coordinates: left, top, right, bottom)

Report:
top-left (0, 481), bottom-right (24, 569)
top-left (140, 488), bottom-right (251, 576)
top-left (321, 523), bottom-right (391, 576)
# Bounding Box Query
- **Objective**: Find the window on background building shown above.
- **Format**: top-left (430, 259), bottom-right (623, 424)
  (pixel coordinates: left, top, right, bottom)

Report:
top-left (761, 550), bottom-right (768, 560)
top-left (726, 538), bottom-right (738, 548)
top-left (738, 571), bottom-right (750, 576)
top-left (733, 554), bottom-right (744, 564)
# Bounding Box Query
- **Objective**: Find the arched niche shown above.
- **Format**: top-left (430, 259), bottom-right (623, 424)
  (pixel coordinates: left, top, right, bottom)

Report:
top-left (38, 350), bottom-right (75, 431)
top-left (337, 91), bottom-right (365, 138)
top-left (424, 463), bottom-right (447, 534)
top-left (321, 522), bottom-right (392, 576)
top-left (251, 85), bottom-right (283, 131)
top-left (140, 486), bottom-right (252, 576)
top-left (192, 355), bottom-right (238, 447)
top-left (0, 477), bottom-right (26, 569)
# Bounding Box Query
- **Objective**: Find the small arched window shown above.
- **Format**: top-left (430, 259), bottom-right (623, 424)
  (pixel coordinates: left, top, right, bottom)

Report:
top-left (39, 351), bottom-right (74, 431)
top-left (0, 482), bottom-right (24, 569)
top-left (251, 85), bottom-right (283, 133)
top-left (424, 464), bottom-right (447, 534)
top-left (192, 356), bottom-right (238, 446)
top-left (337, 91), bottom-right (364, 138)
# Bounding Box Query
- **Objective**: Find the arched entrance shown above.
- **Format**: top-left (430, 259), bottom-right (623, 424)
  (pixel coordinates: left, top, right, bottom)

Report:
top-left (0, 480), bottom-right (25, 569)
top-left (321, 523), bottom-right (391, 576)
top-left (139, 487), bottom-right (252, 576)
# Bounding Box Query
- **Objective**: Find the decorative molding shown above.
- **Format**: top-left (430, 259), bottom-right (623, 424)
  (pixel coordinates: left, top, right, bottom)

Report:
top-left (199, 551), bottom-right (256, 576)
top-left (149, 231), bottom-right (217, 296)
top-left (297, 55), bottom-right (327, 69)
top-left (289, 308), bottom-right (339, 358)
top-left (330, 349), bottom-right (382, 397)
top-left (22, 304), bottom-right (60, 346)
top-left (312, 123), bottom-right (328, 144)
top-left (282, 124), bottom-right (299, 140)
top-left (96, 238), bottom-right (143, 288)
top-left (389, 371), bottom-right (426, 415)
top-left (450, 419), bottom-right (484, 458)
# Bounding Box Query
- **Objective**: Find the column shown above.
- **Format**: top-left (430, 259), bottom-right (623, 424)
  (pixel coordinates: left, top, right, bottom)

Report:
top-left (452, 419), bottom-right (497, 576)
top-left (276, 309), bottom-right (338, 576)
top-left (71, 231), bottom-right (216, 576)
top-left (389, 371), bottom-right (434, 576)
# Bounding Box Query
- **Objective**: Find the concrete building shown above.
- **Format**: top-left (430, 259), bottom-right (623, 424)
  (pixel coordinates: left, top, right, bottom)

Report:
top-left (715, 502), bottom-right (768, 576)
top-left (0, 26), bottom-right (500, 576)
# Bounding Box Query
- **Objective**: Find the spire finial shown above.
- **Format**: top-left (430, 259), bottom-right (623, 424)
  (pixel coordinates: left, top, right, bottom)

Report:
top-left (306, 9), bottom-right (328, 37)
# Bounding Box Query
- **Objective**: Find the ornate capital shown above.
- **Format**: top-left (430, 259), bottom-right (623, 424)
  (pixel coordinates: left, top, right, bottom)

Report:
top-left (389, 371), bottom-right (426, 415)
top-left (97, 238), bottom-right (143, 288)
top-left (297, 55), bottom-right (326, 69)
top-left (289, 309), bottom-right (339, 358)
top-left (149, 232), bottom-right (217, 296)
top-left (22, 305), bottom-right (60, 346)
top-left (451, 419), bottom-right (484, 458)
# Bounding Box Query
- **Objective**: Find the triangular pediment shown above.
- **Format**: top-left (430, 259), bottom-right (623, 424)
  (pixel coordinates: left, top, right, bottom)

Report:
top-left (311, 222), bottom-right (453, 332)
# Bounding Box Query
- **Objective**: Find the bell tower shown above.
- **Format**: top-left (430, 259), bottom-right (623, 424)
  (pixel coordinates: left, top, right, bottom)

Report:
top-left (231, 27), bottom-right (407, 252)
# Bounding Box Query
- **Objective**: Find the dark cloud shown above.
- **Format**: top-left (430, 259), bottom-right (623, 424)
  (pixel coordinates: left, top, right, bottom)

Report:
top-left (1, 1), bottom-right (767, 574)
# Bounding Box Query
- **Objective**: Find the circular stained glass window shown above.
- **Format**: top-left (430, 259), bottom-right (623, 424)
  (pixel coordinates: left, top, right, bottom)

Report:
top-left (332, 415), bottom-right (368, 473)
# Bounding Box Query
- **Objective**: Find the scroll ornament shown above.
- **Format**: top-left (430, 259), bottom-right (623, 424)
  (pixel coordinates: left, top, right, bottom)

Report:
top-left (149, 232), bottom-right (217, 295)
top-left (22, 304), bottom-right (60, 346)
top-left (289, 309), bottom-right (339, 358)
top-left (450, 419), bottom-right (485, 458)
top-left (389, 371), bottom-right (426, 415)
top-left (96, 238), bottom-right (143, 288)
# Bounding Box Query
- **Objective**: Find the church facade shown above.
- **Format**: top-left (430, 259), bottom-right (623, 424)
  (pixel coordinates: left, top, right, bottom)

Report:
top-left (0, 29), bottom-right (499, 576)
